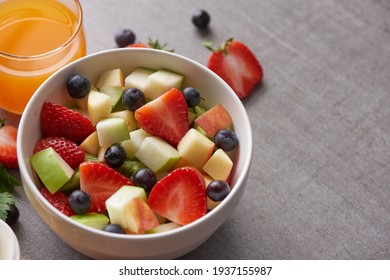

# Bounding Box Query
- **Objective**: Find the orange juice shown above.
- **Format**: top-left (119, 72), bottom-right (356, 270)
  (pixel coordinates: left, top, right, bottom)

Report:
top-left (0, 0), bottom-right (86, 114)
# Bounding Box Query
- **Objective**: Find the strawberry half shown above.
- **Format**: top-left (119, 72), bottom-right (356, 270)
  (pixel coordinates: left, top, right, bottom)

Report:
top-left (40, 101), bottom-right (95, 144)
top-left (0, 119), bottom-right (18, 169)
top-left (134, 88), bottom-right (190, 147)
top-left (79, 161), bottom-right (133, 212)
top-left (204, 38), bottom-right (263, 99)
top-left (39, 187), bottom-right (75, 216)
top-left (33, 136), bottom-right (86, 169)
top-left (147, 167), bottom-right (207, 225)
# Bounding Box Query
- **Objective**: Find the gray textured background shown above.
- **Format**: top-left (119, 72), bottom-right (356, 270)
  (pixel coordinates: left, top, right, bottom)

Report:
top-left (3, 0), bottom-right (390, 259)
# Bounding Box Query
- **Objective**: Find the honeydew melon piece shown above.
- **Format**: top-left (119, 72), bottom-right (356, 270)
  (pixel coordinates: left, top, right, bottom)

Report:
top-left (100, 86), bottom-right (124, 108)
top-left (177, 128), bottom-right (215, 170)
top-left (125, 67), bottom-right (155, 92)
top-left (80, 131), bottom-right (100, 156)
top-left (202, 149), bottom-right (233, 181)
top-left (109, 110), bottom-right (138, 132)
top-left (146, 222), bottom-right (181, 234)
top-left (96, 117), bottom-right (130, 147)
top-left (70, 213), bottom-right (109, 229)
top-left (31, 147), bottom-right (74, 194)
top-left (96, 68), bottom-right (124, 89)
top-left (121, 139), bottom-right (138, 159)
top-left (135, 136), bottom-right (180, 173)
top-left (129, 128), bottom-right (150, 150)
top-left (87, 89), bottom-right (112, 126)
top-left (106, 186), bottom-right (159, 233)
top-left (144, 69), bottom-right (184, 99)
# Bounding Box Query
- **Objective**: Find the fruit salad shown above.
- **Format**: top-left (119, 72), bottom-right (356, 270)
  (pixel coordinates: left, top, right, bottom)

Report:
top-left (30, 66), bottom-right (239, 235)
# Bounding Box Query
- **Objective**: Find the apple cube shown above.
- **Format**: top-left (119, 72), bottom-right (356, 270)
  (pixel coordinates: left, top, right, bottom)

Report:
top-left (120, 139), bottom-right (138, 159)
top-left (202, 149), bottom-right (233, 181)
top-left (129, 128), bottom-right (150, 150)
top-left (177, 128), bottom-right (215, 170)
top-left (146, 222), bottom-right (181, 234)
top-left (87, 89), bottom-right (112, 126)
top-left (135, 136), bottom-right (180, 173)
top-left (80, 131), bottom-right (100, 156)
top-left (106, 186), bottom-right (159, 233)
top-left (70, 213), bottom-right (109, 230)
top-left (96, 68), bottom-right (124, 89)
top-left (96, 117), bottom-right (130, 147)
top-left (99, 86), bottom-right (124, 109)
top-left (194, 104), bottom-right (233, 138)
top-left (109, 110), bottom-right (138, 132)
top-left (144, 69), bottom-right (184, 100)
top-left (31, 147), bottom-right (74, 194)
top-left (125, 67), bottom-right (155, 93)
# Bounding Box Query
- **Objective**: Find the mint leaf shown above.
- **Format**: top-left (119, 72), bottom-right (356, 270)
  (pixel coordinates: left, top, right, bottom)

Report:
top-left (0, 163), bottom-right (20, 193)
top-left (0, 192), bottom-right (14, 221)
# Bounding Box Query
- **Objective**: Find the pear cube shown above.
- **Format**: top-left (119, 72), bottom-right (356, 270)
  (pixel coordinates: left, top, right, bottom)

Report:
top-left (125, 67), bottom-right (155, 93)
top-left (80, 131), bottom-right (100, 156)
top-left (109, 110), bottom-right (138, 132)
top-left (99, 86), bottom-right (124, 109)
top-left (96, 68), bottom-right (124, 89)
top-left (177, 128), bottom-right (215, 170)
top-left (87, 89), bottom-right (112, 126)
top-left (144, 69), bottom-right (184, 99)
top-left (135, 136), bottom-right (180, 173)
top-left (202, 149), bottom-right (233, 181)
top-left (96, 117), bottom-right (130, 147)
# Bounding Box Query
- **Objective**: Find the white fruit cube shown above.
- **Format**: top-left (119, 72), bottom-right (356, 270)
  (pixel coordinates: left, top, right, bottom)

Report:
top-left (96, 117), bottom-right (130, 147)
top-left (125, 67), bottom-right (155, 93)
top-left (106, 186), bottom-right (159, 233)
top-left (144, 69), bottom-right (184, 99)
top-left (96, 68), bottom-right (124, 89)
top-left (99, 86), bottom-right (124, 108)
top-left (30, 147), bottom-right (74, 194)
top-left (135, 136), bottom-right (180, 173)
top-left (129, 128), bottom-right (150, 150)
top-left (80, 131), bottom-right (100, 156)
top-left (146, 222), bottom-right (181, 234)
top-left (87, 89), bottom-right (112, 126)
top-left (202, 149), bottom-right (233, 181)
top-left (121, 139), bottom-right (138, 159)
top-left (177, 128), bottom-right (215, 170)
top-left (109, 110), bottom-right (138, 132)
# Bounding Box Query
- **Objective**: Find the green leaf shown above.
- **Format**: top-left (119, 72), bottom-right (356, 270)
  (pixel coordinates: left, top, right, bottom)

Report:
top-left (0, 163), bottom-right (20, 193)
top-left (0, 192), bottom-right (14, 221)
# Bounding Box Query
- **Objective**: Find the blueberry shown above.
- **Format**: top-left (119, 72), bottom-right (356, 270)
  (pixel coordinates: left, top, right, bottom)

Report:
top-left (182, 87), bottom-right (201, 107)
top-left (66, 74), bottom-right (90, 99)
top-left (68, 190), bottom-right (91, 214)
top-left (5, 204), bottom-right (19, 225)
top-left (214, 129), bottom-right (238, 152)
top-left (133, 168), bottom-right (157, 193)
top-left (192, 10), bottom-right (211, 30)
top-left (115, 29), bottom-right (136, 48)
top-left (104, 144), bottom-right (127, 168)
top-left (103, 224), bottom-right (126, 234)
top-left (207, 180), bottom-right (230, 202)
top-left (122, 88), bottom-right (145, 111)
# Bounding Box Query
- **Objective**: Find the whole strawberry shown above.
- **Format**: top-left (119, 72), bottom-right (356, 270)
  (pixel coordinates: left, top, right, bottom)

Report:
top-left (33, 136), bottom-right (86, 169)
top-left (40, 101), bottom-right (95, 144)
top-left (203, 38), bottom-right (263, 99)
top-left (0, 119), bottom-right (18, 169)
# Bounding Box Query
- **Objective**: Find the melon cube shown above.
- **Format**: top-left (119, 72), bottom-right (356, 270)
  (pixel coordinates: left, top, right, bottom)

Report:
top-left (87, 89), bottom-right (112, 126)
top-left (125, 67), bottom-right (155, 93)
top-left (96, 117), bottom-right (130, 147)
top-left (144, 69), bottom-right (184, 99)
top-left (96, 68), bottom-right (124, 89)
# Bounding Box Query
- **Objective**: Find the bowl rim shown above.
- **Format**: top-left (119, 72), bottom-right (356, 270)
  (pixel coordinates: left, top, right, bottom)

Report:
top-left (0, 219), bottom-right (20, 260)
top-left (17, 48), bottom-right (253, 240)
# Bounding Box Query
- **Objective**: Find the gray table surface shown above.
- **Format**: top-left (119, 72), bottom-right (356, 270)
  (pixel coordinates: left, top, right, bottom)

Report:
top-left (2, 0), bottom-right (390, 260)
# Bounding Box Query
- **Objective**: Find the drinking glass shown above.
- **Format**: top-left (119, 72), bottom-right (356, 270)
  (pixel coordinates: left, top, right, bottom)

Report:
top-left (0, 0), bottom-right (86, 114)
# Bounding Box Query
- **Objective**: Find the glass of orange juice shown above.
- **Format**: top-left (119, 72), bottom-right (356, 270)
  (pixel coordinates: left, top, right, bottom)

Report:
top-left (0, 0), bottom-right (86, 115)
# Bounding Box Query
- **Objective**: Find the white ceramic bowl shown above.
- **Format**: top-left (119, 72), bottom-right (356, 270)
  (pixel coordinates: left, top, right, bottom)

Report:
top-left (17, 48), bottom-right (252, 259)
top-left (0, 219), bottom-right (20, 260)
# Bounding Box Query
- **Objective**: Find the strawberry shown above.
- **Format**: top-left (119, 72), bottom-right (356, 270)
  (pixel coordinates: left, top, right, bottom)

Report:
top-left (204, 38), bottom-right (263, 99)
top-left (33, 136), bottom-right (86, 169)
top-left (39, 187), bottom-right (75, 216)
top-left (0, 119), bottom-right (18, 169)
top-left (126, 43), bottom-right (149, 48)
top-left (40, 101), bottom-right (95, 144)
top-left (147, 167), bottom-right (207, 225)
top-left (79, 161), bottom-right (133, 212)
top-left (134, 88), bottom-right (190, 147)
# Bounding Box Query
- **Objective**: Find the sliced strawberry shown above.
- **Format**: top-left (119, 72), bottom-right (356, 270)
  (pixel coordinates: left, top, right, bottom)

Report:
top-left (205, 38), bottom-right (263, 99)
top-left (134, 88), bottom-right (190, 147)
top-left (40, 101), bottom-right (95, 144)
top-left (0, 119), bottom-right (18, 169)
top-left (79, 161), bottom-right (133, 212)
top-left (33, 136), bottom-right (86, 169)
top-left (39, 187), bottom-right (75, 216)
top-left (147, 167), bottom-right (207, 225)
top-left (126, 43), bottom-right (149, 48)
